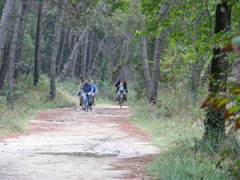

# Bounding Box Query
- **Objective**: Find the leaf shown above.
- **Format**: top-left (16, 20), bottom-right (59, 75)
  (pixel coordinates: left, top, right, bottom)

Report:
top-left (236, 158), bottom-right (240, 166)
top-left (216, 97), bottom-right (230, 109)
top-left (236, 119), bottom-right (240, 130)
top-left (211, 97), bottom-right (222, 110)
top-left (201, 97), bottom-right (215, 109)
top-left (236, 94), bottom-right (240, 101)
top-left (230, 87), bottom-right (240, 95)
top-left (224, 106), bottom-right (240, 120)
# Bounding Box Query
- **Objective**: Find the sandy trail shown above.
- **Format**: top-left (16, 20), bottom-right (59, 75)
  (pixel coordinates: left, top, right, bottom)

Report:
top-left (0, 105), bottom-right (159, 180)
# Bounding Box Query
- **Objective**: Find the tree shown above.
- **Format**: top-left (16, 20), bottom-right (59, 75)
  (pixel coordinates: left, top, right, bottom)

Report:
top-left (50, 0), bottom-right (67, 99)
top-left (82, 29), bottom-right (89, 77)
top-left (204, 0), bottom-right (231, 143)
top-left (140, 2), bottom-right (170, 103)
top-left (14, 0), bottom-right (30, 81)
top-left (7, 0), bottom-right (26, 107)
top-left (59, 25), bottom-right (89, 82)
top-left (0, 0), bottom-right (15, 61)
top-left (34, 0), bottom-right (44, 86)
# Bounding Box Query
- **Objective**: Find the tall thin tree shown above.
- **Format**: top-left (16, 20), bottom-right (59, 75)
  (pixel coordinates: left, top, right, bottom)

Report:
top-left (50, 0), bottom-right (67, 99)
top-left (7, 0), bottom-right (24, 107)
top-left (0, 0), bottom-right (15, 61)
top-left (59, 25), bottom-right (89, 82)
top-left (34, 0), bottom-right (44, 86)
top-left (204, 0), bottom-right (231, 143)
top-left (14, 0), bottom-right (30, 81)
top-left (140, 3), bottom-right (169, 103)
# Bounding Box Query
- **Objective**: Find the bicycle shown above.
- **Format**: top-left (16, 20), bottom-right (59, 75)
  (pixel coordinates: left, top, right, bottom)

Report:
top-left (82, 92), bottom-right (92, 112)
top-left (118, 90), bottom-right (125, 109)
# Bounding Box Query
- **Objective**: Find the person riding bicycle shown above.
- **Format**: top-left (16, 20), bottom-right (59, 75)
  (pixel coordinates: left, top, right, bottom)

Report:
top-left (115, 78), bottom-right (128, 102)
top-left (81, 79), bottom-right (92, 110)
top-left (90, 80), bottom-right (98, 106)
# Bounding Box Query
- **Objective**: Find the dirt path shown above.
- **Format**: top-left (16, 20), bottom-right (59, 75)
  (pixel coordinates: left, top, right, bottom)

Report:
top-left (0, 106), bottom-right (159, 180)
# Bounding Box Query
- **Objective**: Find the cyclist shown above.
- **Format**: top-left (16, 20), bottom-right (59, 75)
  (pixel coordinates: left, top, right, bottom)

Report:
top-left (115, 77), bottom-right (128, 102)
top-left (81, 79), bottom-right (92, 110)
top-left (90, 80), bottom-right (98, 106)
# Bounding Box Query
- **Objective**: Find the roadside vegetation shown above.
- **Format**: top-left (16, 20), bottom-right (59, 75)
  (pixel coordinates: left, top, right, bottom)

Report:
top-left (130, 83), bottom-right (240, 180)
top-left (1, 0), bottom-right (240, 179)
top-left (0, 75), bottom-right (76, 135)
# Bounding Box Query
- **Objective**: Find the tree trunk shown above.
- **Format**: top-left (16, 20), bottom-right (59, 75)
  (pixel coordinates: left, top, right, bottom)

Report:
top-left (14, 0), bottom-right (29, 82)
top-left (204, 0), bottom-right (231, 144)
top-left (59, 25), bottom-right (89, 82)
top-left (7, 0), bottom-right (24, 107)
top-left (120, 35), bottom-right (129, 80)
top-left (87, 32), bottom-right (94, 77)
top-left (148, 2), bottom-right (169, 104)
top-left (89, 34), bottom-right (107, 75)
top-left (140, 34), bottom-right (151, 94)
top-left (50, 0), bottom-right (67, 99)
top-left (82, 30), bottom-right (89, 77)
top-left (190, 16), bottom-right (201, 100)
top-left (34, 0), bottom-right (44, 86)
top-left (149, 32), bottom-right (165, 104)
top-left (57, 27), bottom-right (68, 76)
top-left (0, 0), bottom-right (15, 61)
top-left (0, 45), bottom-right (10, 90)
top-left (190, 60), bottom-right (205, 100)
top-left (70, 51), bottom-right (78, 78)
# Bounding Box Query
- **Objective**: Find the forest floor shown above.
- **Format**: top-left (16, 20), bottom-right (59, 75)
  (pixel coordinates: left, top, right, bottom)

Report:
top-left (0, 105), bottom-right (159, 180)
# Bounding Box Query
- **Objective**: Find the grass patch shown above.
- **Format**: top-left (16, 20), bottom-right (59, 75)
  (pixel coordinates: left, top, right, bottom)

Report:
top-left (0, 75), bottom-right (77, 136)
top-left (130, 87), bottom-right (232, 180)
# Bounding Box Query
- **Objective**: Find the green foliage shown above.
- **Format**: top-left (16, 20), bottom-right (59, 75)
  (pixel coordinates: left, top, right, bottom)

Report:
top-left (0, 75), bottom-right (76, 135)
top-left (130, 84), bottom-right (236, 179)
top-left (108, 0), bottom-right (129, 14)
top-left (160, 47), bottom-right (189, 83)
top-left (139, 0), bottom-right (240, 66)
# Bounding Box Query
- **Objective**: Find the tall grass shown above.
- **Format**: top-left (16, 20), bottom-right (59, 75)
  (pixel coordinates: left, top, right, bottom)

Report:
top-left (0, 75), bottom-right (76, 135)
top-left (130, 83), bottom-right (233, 180)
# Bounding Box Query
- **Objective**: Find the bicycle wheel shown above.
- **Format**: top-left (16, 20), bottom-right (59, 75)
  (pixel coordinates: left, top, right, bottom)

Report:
top-left (119, 96), bottom-right (123, 109)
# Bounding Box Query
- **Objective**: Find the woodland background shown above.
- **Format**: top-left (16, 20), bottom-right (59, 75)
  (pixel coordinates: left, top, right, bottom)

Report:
top-left (0, 0), bottom-right (240, 179)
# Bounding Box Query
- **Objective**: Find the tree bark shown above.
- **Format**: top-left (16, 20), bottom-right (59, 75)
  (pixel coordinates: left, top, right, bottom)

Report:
top-left (0, 0), bottom-right (15, 61)
top-left (190, 60), bottom-right (205, 99)
top-left (0, 45), bottom-right (10, 90)
top-left (144, 2), bottom-right (169, 104)
top-left (59, 25), bottom-right (89, 82)
top-left (7, 0), bottom-right (24, 107)
top-left (14, 0), bottom-right (30, 82)
top-left (120, 34), bottom-right (129, 80)
top-left (89, 34), bottom-right (107, 75)
top-left (57, 27), bottom-right (68, 76)
top-left (140, 34), bottom-right (151, 94)
top-left (70, 50), bottom-right (78, 78)
top-left (50, 0), bottom-right (67, 99)
top-left (149, 31), bottom-right (165, 104)
top-left (82, 30), bottom-right (89, 77)
top-left (204, 0), bottom-right (231, 144)
top-left (87, 32), bottom-right (94, 77)
top-left (34, 0), bottom-right (44, 86)
top-left (190, 15), bottom-right (201, 100)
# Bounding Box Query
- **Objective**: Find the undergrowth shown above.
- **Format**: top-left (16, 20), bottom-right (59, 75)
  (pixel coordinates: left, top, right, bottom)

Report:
top-left (130, 84), bottom-right (235, 180)
top-left (0, 75), bottom-right (76, 136)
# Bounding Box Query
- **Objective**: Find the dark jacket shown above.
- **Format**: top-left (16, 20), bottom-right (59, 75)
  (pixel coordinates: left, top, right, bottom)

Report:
top-left (115, 81), bottom-right (128, 92)
top-left (82, 83), bottom-right (92, 93)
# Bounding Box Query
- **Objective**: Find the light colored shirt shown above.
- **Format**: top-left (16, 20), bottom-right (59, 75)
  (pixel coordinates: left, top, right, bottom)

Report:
top-left (119, 82), bottom-right (124, 91)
